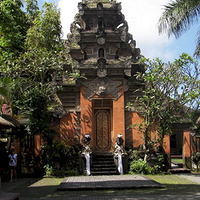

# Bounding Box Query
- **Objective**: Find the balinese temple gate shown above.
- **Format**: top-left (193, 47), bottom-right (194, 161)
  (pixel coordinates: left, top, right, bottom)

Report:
top-left (55, 0), bottom-right (143, 154)
top-left (51, 0), bottom-right (192, 174)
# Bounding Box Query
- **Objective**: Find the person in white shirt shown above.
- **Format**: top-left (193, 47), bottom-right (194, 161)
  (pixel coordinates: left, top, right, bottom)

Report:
top-left (8, 149), bottom-right (17, 182)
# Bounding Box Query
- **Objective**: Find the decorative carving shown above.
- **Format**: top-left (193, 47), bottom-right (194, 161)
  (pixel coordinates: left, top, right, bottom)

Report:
top-left (97, 37), bottom-right (105, 45)
top-left (97, 3), bottom-right (104, 18)
top-left (53, 105), bottom-right (68, 118)
top-left (82, 77), bottom-right (122, 100)
top-left (96, 110), bottom-right (109, 150)
top-left (97, 58), bottom-right (106, 69)
top-left (124, 69), bottom-right (131, 77)
top-left (97, 69), bottom-right (107, 77)
top-left (123, 79), bottom-right (129, 92)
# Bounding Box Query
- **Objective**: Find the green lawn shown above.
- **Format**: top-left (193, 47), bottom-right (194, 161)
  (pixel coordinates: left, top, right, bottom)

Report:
top-left (171, 158), bottom-right (183, 163)
top-left (146, 174), bottom-right (199, 195)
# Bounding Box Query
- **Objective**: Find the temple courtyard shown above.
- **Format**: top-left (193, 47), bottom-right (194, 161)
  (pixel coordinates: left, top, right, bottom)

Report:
top-left (1, 174), bottom-right (200, 200)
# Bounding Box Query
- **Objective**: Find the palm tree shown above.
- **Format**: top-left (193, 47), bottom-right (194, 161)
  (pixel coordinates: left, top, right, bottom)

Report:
top-left (158, 0), bottom-right (200, 57)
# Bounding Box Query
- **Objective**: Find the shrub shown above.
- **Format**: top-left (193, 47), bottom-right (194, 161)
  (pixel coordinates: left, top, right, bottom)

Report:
top-left (191, 152), bottom-right (200, 171)
top-left (129, 150), bottom-right (165, 175)
top-left (129, 159), bottom-right (150, 174)
top-left (44, 164), bottom-right (53, 177)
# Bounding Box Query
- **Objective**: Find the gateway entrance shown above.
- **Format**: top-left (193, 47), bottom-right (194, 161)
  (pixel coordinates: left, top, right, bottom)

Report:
top-left (93, 99), bottom-right (112, 152)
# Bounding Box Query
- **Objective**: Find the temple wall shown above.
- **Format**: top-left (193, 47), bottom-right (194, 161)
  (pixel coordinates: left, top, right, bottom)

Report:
top-left (112, 87), bottom-right (125, 150)
top-left (127, 112), bottom-right (144, 149)
top-left (80, 87), bottom-right (93, 146)
top-left (183, 130), bottom-right (191, 168)
top-left (34, 135), bottom-right (41, 157)
top-left (163, 134), bottom-right (171, 168)
top-left (60, 113), bottom-right (78, 145)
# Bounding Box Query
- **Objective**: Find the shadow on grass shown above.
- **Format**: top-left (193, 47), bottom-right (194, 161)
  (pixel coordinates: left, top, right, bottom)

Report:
top-left (3, 175), bottom-right (200, 198)
top-left (9, 183), bottom-right (200, 198)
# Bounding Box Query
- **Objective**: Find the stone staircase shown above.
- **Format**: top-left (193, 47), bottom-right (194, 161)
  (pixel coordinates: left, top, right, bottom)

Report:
top-left (91, 152), bottom-right (118, 175)
top-left (170, 161), bottom-right (190, 174)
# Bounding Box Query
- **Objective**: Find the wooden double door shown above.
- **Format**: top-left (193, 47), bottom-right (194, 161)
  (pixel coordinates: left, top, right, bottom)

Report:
top-left (93, 99), bottom-right (112, 152)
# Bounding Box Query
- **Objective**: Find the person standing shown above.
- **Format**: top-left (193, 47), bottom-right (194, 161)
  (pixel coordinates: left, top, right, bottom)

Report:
top-left (8, 149), bottom-right (17, 182)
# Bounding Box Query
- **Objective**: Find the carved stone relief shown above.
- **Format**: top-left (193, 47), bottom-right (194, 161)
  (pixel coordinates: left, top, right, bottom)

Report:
top-left (97, 69), bottom-right (107, 77)
top-left (82, 77), bottom-right (122, 100)
top-left (97, 37), bottom-right (105, 45)
top-left (53, 105), bottom-right (68, 118)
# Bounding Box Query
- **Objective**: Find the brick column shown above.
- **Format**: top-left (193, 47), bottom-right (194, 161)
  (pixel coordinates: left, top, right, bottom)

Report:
top-left (34, 135), bottom-right (41, 157)
top-left (163, 134), bottom-right (171, 169)
top-left (113, 87), bottom-right (125, 149)
top-left (183, 130), bottom-right (191, 169)
top-left (80, 87), bottom-right (92, 145)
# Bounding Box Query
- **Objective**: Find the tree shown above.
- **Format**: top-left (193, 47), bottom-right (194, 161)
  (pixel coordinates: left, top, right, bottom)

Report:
top-left (25, 0), bottom-right (39, 25)
top-left (127, 53), bottom-right (200, 149)
top-left (0, 0), bottom-right (67, 142)
top-left (158, 0), bottom-right (200, 57)
top-left (25, 2), bottom-right (62, 51)
top-left (0, 0), bottom-right (27, 61)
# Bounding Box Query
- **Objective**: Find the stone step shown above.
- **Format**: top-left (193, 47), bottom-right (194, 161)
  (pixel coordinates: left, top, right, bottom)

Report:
top-left (90, 152), bottom-right (117, 175)
top-left (92, 163), bottom-right (116, 167)
top-left (92, 159), bottom-right (114, 164)
top-left (91, 171), bottom-right (117, 175)
top-left (91, 168), bottom-right (117, 172)
top-left (171, 161), bottom-right (183, 168)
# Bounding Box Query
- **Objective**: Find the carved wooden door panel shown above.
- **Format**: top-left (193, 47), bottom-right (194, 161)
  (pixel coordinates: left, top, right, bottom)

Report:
top-left (94, 110), bottom-right (111, 151)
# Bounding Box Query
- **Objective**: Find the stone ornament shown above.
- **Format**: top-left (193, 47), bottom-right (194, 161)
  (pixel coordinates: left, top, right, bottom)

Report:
top-left (82, 77), bottom-right (122, 100)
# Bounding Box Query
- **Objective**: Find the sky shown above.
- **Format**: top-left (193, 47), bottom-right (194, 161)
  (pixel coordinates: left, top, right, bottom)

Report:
top-left (39, 0), bottom-right (199, 62)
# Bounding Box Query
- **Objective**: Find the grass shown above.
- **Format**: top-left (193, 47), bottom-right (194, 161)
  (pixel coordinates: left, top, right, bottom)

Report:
top-left (4, 174), bottom-right (200, 198)
top-left (146, 174), bottom-right (200, 195)
top-left (171, 158), bottom-right (183, 163)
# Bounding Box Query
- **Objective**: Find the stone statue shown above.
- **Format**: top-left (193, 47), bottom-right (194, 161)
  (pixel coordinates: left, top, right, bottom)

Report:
top-left (114, 134), bottom-right (125, 175)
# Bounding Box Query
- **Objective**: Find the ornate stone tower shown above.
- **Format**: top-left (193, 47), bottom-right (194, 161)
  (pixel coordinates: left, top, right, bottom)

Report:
top-left (57, 0), bottom-right (144, 152)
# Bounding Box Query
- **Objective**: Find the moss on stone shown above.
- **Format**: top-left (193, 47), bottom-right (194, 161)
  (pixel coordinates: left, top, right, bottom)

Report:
top-left (70, 43), bottom-right (81, 49)
top-left (86, 0), bottom-right (116, 8)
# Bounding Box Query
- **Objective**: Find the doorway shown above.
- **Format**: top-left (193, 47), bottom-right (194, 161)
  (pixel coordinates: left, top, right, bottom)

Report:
top-left (93, 99), bottom-right (113, 152)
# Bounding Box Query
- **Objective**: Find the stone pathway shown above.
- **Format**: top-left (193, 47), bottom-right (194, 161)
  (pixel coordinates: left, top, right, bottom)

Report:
top-left (18, 194), bottom-right (200, 200)
top-left (177, 173), bottom-right (200, 184)
top-left (57, 175), bottom-right (164, 190)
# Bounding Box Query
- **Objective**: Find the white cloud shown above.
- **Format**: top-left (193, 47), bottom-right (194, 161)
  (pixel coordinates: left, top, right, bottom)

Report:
top-left (58, 0), bottom-right (80, 38)
top-left (58, 0), bottom-right (175, 60)
top-left (121, 0), bottom-right (174, 60)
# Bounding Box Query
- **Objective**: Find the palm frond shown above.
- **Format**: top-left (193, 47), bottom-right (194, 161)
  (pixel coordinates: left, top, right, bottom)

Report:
top-left (194, 26), bottom-right (200, 57)
top-left (158, 0), bottom-right (200, 38)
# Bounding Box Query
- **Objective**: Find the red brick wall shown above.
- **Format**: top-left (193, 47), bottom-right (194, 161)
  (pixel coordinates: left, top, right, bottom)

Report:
top-left (163, 134), bottom-right (171, 168)
top-left (80, 87), bottom-right (93, 146)
top-left (183, 130), bottom-right (191, 168)
top-left (34, 135), bottom-right (41, 157)
top-left (127, 112), bottom-right (144, 148)
top-left (60, 113), bottom-right (78, 145)
top-left (112, 87), bottom-right (125, 149)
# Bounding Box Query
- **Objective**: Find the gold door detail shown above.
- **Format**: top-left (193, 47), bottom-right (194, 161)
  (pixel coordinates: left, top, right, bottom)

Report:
top-left (95, 110), bottom-right (110, 150)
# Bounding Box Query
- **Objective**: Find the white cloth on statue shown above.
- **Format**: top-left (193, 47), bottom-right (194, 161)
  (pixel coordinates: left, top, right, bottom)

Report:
top-left (84, 153), bottom-right (91, 176)
top-left (118, 153), bottom-right (123, 175)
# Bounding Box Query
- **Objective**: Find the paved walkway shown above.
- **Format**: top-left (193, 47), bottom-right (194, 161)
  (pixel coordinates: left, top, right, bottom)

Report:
top-left (18, 194), bottom-right (200, 200)
top-left (177, 173), bottom-right (200, 184)
top-left (57, 175), bottom-right (164, 190)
